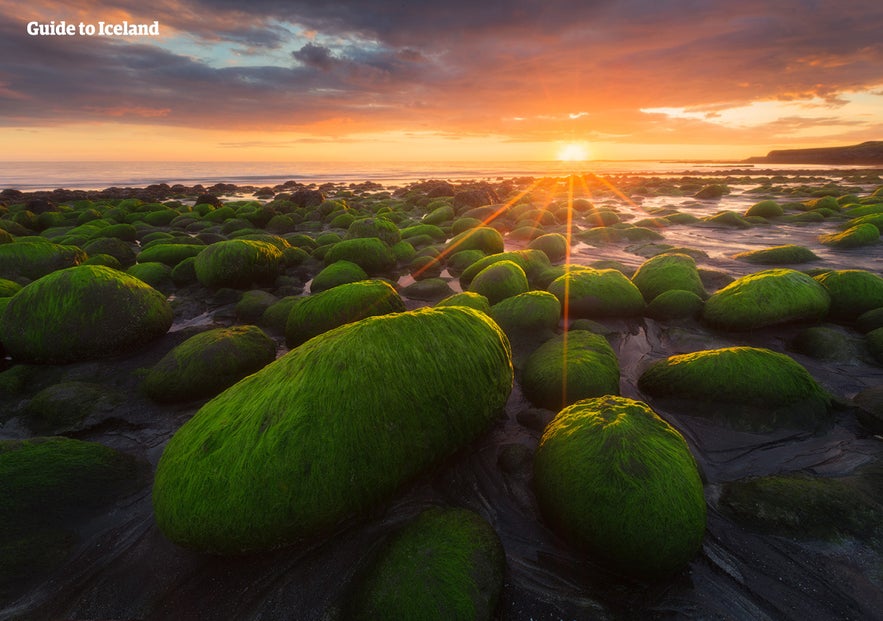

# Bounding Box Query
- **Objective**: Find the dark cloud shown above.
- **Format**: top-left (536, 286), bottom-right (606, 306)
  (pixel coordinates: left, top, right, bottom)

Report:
top-left (292, 42), bottom-right (336, 70)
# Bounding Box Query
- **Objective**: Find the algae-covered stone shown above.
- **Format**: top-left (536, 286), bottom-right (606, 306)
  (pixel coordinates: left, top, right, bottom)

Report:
top-left (310, 260), bottom-right (369, 293)
top-left (345, 217), bottom-right (402, 246)
top-left (522, 330), bottom-right (619, 410)
top-left (469, 260), bottom-right (529, 305)
top-left (528, 233), bottom-right (568, 263)
top-left (446, 226), bottom-right (504, 255)
top-left (638, 347), bottom-right (830, 430)
top-left (490, 290), bottom-right (560, 339)
top-left (547, 268), bottom-right (645, 318)
top-left (82, 236), bottom-right (137, 267)
top-left (790, 326), bottom-right (857, 361)
top-left (152, 306), bottom-right (513, 553)
top-left (348, 507), bottom-right (504, 621)
top-left (324, 238), bottom-right (397, 275)
top-left (0, 277), bottom-right (21, 297)
top-left (533, 396), bottom-right (706, 578)
top-left (143, 326), bottom-right (276, 403)
top-left (703, 269), bottom-right (829, 331)
top-left (285, 279), bottom-right (405, 347)
top-left (127, 261), bottom-right (173, 290)
top-left (136, 243), bottom-right (205, 267)
top-left (744, 200), bottom-right (784, 218)
top-left (819, 223), bottom-right (879, 249)
top-left (733, 244), bottom-right (819, 265)
top-left (23, 381), bottom-right (120, 435)
top-left (459, 249), bottom-right (551, 289)
top-left (631, 253), bottom-right (706, 302)
top-left (0, 241), bottom-right (86, 281)
top-left (813, 269), bottom-right (883, 321)
top-left (645, 289), bottom-right (704, 320)
top-left (0, 265), bottom-right (172, 364)
top-left (400, 277), bottom-right (454, 301)
top-left (235, 290), bottom-right (278, 323)
top-left (194, 239), bottom-right (283, 289)
top-left (436, 291), bottom-right (491, 314)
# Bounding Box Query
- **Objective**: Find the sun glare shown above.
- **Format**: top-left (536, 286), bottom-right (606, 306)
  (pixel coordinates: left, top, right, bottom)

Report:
top-left (556, 142), bottom-right (590, 162)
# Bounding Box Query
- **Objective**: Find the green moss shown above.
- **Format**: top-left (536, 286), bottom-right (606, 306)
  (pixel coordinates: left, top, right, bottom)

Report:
top-left (0, 241), bottom-right (86, 281)
top-left (645, 289), bottom-right (704, 320)
top-left (790, 326), bottom-right (857, 361)
top-left (285, 279), bottom-right (406, 348)
top-left (719, 473), bottom-right (882, 543)
top-left (819, 223), bottom-right (879, 249)
top-left (0, 277), bottom-right (22, 297)
top-left (143, 325), bottom-right (276, 403)
top-left (522, 330), bottom-right (619, 410)
top-left (547, 268), bottom-right (645, 318)
top-left (489, 290), bottom-right (560, 339)
top-left (235, 290), bottom-right (278, 322)
top-left (450, 217), bottom-right (482, 236)
top-left (459, 249), bottom-right (551, 289)
top-left (703, 211), bottom-right (751, 228)
top-left (260, 295), bottom-right (303, 333)
top-left (468, 260), bottom-right (529, 305)
top-left (744, 200), bottom-right (784, 218)
top-left (631, 253), bottom-right (706, 302)
top-left (23, 381), bottom-right (119, 434)
top-left (0, 265), bottom-right (172, 363)
top-left (436, 292), bottom-right (491, 315)
top-left (813, 269), bottom-right (883, 320)
top-left (348, 507), bottom-right (504, 621)
top-left (733, 244), bottom-right (820, 265)
top-left (703, 269), bottom-right (830, 331)
top-left (446, 227), bottom-right (504, 255)
top-left (422, 204), bottom-right (455, 225)
top-left (82, 236), bottom-right (137, 267)
top-left (577, 225), bottom-right (664, 245)
top-left (857, 307), bottom-right (883, 333)
top-left (865, 327), bottom-right (883, 364)
top-left (194, 239), bottom-right (283, 289)
top-left (324, 238), bottom-right (397, 275)
top-left (136, 243), bottom-right (205, 266)
top-left (638, 346), bottom-right (830, 430)
top-left (126, 261), bottom-right (173, 290)
top-left (152, 306), bottom-right (513, 553)
top-left (533, 396), bottom-right (706, 578)
top-left (399, 223), bottom-right (448, 242)
top-left (409, 254), bottom-right (443, 280)
top-left (400, 278), bottom-right (454, 301)
top-left (170, 256), bottom-right (197, 285)
top-left (311, 260), bottom-right (369, 293)
top-left (527, 233), bottom-right (568, 263)
top-left (694, 184), bottom-right (729, 199)
top-left (345, 217), bottom-right (402, 246)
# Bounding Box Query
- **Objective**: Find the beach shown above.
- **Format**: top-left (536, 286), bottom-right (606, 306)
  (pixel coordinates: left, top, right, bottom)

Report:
top-left (2, 166), bottom-right (883, 620)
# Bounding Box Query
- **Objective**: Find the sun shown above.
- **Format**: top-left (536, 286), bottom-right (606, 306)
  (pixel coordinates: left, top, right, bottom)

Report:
top-left (556, 142), bottom-right (590, 162)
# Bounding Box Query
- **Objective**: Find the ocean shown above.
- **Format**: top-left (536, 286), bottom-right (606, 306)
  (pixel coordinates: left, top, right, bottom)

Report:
top-left (0, 159), bottom-right (870, 192)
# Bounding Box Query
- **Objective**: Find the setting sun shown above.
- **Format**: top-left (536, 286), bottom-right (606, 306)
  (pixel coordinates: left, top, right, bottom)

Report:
top-left (556, 142), bottom-right (591, 162)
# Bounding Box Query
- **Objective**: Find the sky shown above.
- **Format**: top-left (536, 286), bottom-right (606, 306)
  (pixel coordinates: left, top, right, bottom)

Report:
top-left (1, 0), bottom-right (882, 162)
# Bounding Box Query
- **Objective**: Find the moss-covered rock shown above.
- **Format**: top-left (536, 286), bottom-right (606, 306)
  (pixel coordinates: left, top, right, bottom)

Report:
top-left (638, 347), bottom-right (830, 430)
top-left (142, 326), bottom-right (276, 403)
top-left (400, 278), bottom-right (455, 301)
top-left (82, 236), bottom-right (137, 267)
top-left (703, 269), bottom-right (830, 331)
top-left (126, 261), bottom-right (173, 291)
top-left (645, 289), bottom-right (704, 320)
top-left (423, 204), bottom-right (456, 225)
top-left (259, 295), bottom-right (302, 333)
top-left (436, 292), bottom-right (491, 314)
top-left (309, 260), bottom-right (368, 294)
top-left (865, 327), bottom-right (883, 364)
top-left (533, 396), bottom-right (705, 578)
top-left (22, 381), bottom-right (120, 435)
top-left (0, 241), bottom-right (86, 281)
top-left (235, 290), bottom-right (278, 323)
top-left (0, 277), bottom-right (22, 297)
top-left (547, 268), bottom-right (645, 319)
top-left (468, 260), bottom-right (529, 305)
top-left (733, 244), bottom-right (820, 265)
top-left (459, 249), bottom-right (551, 290)
top-left (694, 184), bottom-right (728, 199)
top-left (0, 265), bottom-right (172, 364)
top-left (790, 326), bottom-right (858, 361)
top-left (345, 217), bottom-right (402, 246)
top-left (489, 290), bottom-right (560, 340)
top-left (527, 233), bottom-right (568, 263)
top-left (285, 280), bottom-right (406, 348)
top-left (819, 223), bottom-right (879, 249)
top-left (136, 243), bottom-right (205, 267)
top-left (446, 227), bottom-right (504, 255)
top-left (857, 307), bottom-right (883, 333)
top-left (444, 249), bottom-right (485, 276)
top-left (631, 253), bottom-right (706, 302)
top-left (324, 238), bottom-right (397, 275)
top-left (744, 200), bottom-right (784, 218)
top-left (194, 240), bottom-right (283, 289)
top-left (813, 269), bottom-right (883, 321)
top-left (152, 306), bottom-right (513, 553)
top-left (348, 507), bottom-right (504, 621)
top-left (521, 330), bottom-right (619, 410)
top-left (0, 437), bottom-right (145, 600)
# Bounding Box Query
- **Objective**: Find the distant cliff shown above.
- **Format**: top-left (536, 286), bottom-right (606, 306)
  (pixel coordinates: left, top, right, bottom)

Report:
top-left (746, 141), bottom-right (883, 165)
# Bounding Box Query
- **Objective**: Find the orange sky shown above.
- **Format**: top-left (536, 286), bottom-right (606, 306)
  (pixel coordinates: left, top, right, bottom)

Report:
top-left (2, 0), bottom-right (882, 161)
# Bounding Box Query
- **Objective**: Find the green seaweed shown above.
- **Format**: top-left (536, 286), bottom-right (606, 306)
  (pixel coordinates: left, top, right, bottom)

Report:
top-left (813, 269), bottom-right (883, 320)
top-left (468, 260), bottom-right (529, 305)
top-left (194, 239), bottom-right (283, 289)
top-left (533, 396), bottom-right (706, 578)
top-left (324, 238), bottom-right (397, 275)
top-left (527, 233), bottom-right (568, 263)
top-left (458, 249), bottom-right (551, 289)
top-left (744, 200), bottom-right (784, 218)
top-left (819, 223), bottom-right (879, 249)
top-left (645, 289), bottom-right (704, 320)
top-left (547, 268), bottom-right (645, 318)
top-left (630, 253), bottom-right (706, 302)
top-left (435, 292), bottom-right (491, 314)
top-left (733, 244), bottom-right (819, 265)
top-left (345, 217), bottom-right (402, 246)
top-left (445, 227), bottom-right (504, 256)
top-left (136, 243), bottom-right (206, 266)
top-left (311, 260), bottom-right (370, 293)
top-left (489, 290), bottom-right (560, 339)
top-left (152, 306), bottom-right (513, 553)
top-left (0, 241), bottom-right (86, 281)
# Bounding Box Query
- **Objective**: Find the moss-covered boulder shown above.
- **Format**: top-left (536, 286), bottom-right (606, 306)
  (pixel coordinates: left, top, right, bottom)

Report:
top-left (865, 327), bottom-right (883, 364)
top-left (127, 261), bottom-right (173, 291)
top-left (309, 260), bottom-right (369, 294)
top-left (702, 269), bottom-right (830, 331)
top-left (152, 306), bottom-right (513, 553)
top-left (345, 217), bottom-right (402, 246)
top-left (468, 260), bottom-right (529, 305)
top-left (0, 241), bottom-right (86, 281)
top-left (348, 507), bottom-right (504, 621)
top-left (521, 330), bottom-right (619, 410)
top-left (400, 277), bottom-right (454, 302)
top-left (0, 437), bottom-right (145, 600)
top-left (638, 347), bottom-right (830, 430)
top-left (194, 240), bottom-right (283, 289)
top-left (436, 292), bottom-right (491, 315)
top-left (136, 243), bottom-right (205, 267)
top-left (0, 265), bottom-right (172, 364)
top-left (324, 238), bottom-right (397, 275)
top-left (0, 277), bottom-right (22, 298)
top-left (22, 381), bottom-right (120, 435)
top-left (813, 269), bottom-right (883, 321)
top-left (790, 326), bottom-right (858, 361)
top-left (533, 396), bottom-right (705, 578)
top-left (446, 227), bottom-right (504, 255)
top-left (819, 223), bottom-right (879, 249)
top-left (645, 289), bottom-right (704, 320)
top-left (285, 280), bottom-right (405, 348)
top-left (83, 236), bottom-right (137, 267)
top-left (631, 253), bottom-right (706, 302)
top-left (527, 233), bottom-right (568, 263)
top-left (489, 290), bottom-right (560, 340)
top-left (142, 326), bottom-right (276, 403)
top-left (744, 200), bottom-right (784, 218)
top-left (547, 268), bottom-right (645, 318)
top-left (857, 307), bottom-right (883, 333)
top-left (733, 244), bottom-right (819, 265)
top-left (459, 249), bottom-right (551, 289)
top-left (235, 290), bottom-right (278, 323)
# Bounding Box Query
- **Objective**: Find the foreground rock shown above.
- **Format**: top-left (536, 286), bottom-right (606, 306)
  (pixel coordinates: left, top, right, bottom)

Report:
top-left (152, 306), bottom-right (513, 553)
top-left (0, 265), bottom-right (172, 363)
top-left (533, 396), bottom-right (706, 578)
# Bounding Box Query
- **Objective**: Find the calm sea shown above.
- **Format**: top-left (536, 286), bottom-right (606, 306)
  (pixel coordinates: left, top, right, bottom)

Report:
top-left (0, 160), bottom-right (861, 193)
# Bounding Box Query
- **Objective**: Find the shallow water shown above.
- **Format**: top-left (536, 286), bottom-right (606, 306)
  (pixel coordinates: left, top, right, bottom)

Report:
top-left (3, 169), bottom-right (883, 620)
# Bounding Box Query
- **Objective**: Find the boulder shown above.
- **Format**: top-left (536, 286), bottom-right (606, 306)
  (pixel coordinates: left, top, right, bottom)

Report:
top-left (152, 306), bottom-right (513, 553)
top-left (631, 253), bottom-right (706, 302)
top-left (819, 223), bottom-right (879, 249)
top-left (194, 240), bottom-right (283, 289)
top-left (733, 244), bottom-right (819, 265)
top-left (813, 269), bottom-right (883, 321)
top-left (323, 238), bottom-right (397, 275)
top-left (547, 268), bottom-right (645, 318)
top-left (0, 241), bottom-right (86, 281)
top-left (469, 260), bottom-right (529, 305)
